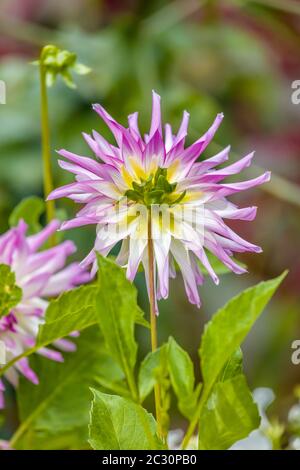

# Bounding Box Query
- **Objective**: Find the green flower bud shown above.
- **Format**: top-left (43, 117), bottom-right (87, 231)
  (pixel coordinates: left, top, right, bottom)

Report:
top-left (33, 44), bottom-right (91, 89)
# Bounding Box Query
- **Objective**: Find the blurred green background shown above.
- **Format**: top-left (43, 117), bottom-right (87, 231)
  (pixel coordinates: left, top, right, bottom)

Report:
top-left (0, 0), bottom-right (300, 438)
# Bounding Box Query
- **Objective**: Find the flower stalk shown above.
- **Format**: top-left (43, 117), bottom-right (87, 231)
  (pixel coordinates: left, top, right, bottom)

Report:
top-left (36, 44), bottom-right (91, 246)
top-left (147, 212), bottom-right (163, 439)
top-left (39, 59), bottom-right (56, 245)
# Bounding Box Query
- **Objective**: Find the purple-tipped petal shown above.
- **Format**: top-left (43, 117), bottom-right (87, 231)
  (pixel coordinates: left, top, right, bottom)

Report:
top-left (149, 90), bottom-right (162, 138)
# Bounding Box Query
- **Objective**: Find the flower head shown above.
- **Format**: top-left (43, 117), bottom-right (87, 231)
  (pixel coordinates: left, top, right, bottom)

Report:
top-left (0, 220), bottom-right (89, 407)
top-left (48, 91), bottom-right (270, 309)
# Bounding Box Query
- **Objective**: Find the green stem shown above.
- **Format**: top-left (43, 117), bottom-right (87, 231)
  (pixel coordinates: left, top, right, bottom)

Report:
top-left (39, 62), bottom-right (56, 245)
top-left (147, 213), bottom-right (163, 438)
top-left (181, 386), bottom-right (210, 450)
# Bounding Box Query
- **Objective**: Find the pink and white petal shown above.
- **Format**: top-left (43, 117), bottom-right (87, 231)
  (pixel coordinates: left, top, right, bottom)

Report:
top-left (21, 272), bottom-right (51, 299)
top-left (214, 233), bottom-right (261, 254)
top-left (190, 253), bottom-right (205, 286)
top-left (141, 250), bottom-right (159, 315)
top-left (143, 129), bottom-right (165, 171)
top-left (149, 90), bottom-right (162, 138)
top-left (47, 181), bottom-right (95, 201)
top-left (0, 234), bottom-right (22, 266)
top-left (212, 205), bottom-right (258, 221)
top-left (203, 214), bottom-right (262, 252)
top-left (60, 216), bottom-right (97, 231)
top-left (57, 149), bottom-right (104, 177)
top-left (128, 112), bottom-right (143, 145)
top-left (126, 235), bottom-right (147, 281)
top-left (116, 238), bottom-right (130, 266)
top-left (37, 347), bottom-right (64, 362)
top-left (93, 103), bottom-right (125, 149)
top-left (83, 132), bottom-right (121, 165)
top-left (154, 240), bottom-right (170, 299)
top-left (211, 172), bottom-right (271, 199)
top-left (204, 236), bottom-right (247, 274)
top-left (174, 110), bottom-right (189, 147)
top-left (15, 358), bottom-right (39, 385)
top-left (151, 210), bottom-right (171, 298)
top-left (40, 263), bottom-right (89, 297)
top-left (164, 123), bottom-right (174, 153)
top-left (53, 338), bottom-right (77, 352)
top-left (85, 180), bottom-right (122, 200)
top-left (0, 229), bottom-right (18, 265)
top-left (5, 367), bottom-right (19, 388)
top-left (169, 256), bottom-right (177, 279)
top-left (188, 145), bottom-right (230, 176)
top-left (199, 151), bottom-right (255, 183)
top-left (170, 239), bottom-right (201, 307)
top-left (164, 137), bottom-right (185, 168)
top-left (23, 241), bottom-right (76, 276)
top-left (91, 130), bottom-right (122, 162)
top-left (121, 131), bottom-right (143, 164)
top-left (192, 246), bottom-right (219, 285)
top-left (58, 159), bottom-right (99, 180)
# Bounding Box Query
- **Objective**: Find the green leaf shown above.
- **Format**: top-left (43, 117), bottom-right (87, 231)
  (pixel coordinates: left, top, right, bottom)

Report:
top-left (135, 308), bottom-right (150, 329)
top-left (9, 196), bottom-right (44, 234)
top-left (198, 374), bottom-right (260, 450)
top-left (200, 271), bottom-right (287, 393)
top-left (0, 264), bottom-right (22, 318)
top-left (218, 348), bottom-right (243, 382)
top-left (95, 255), bottom-right (140, 399)
top-left (167, 337), bottom-right (200, 420)
top-left (36, 284), bottom-right (97, 349)
top-left (37, 263), bottom-right (148, 350)
top-left (89, 389), bottom-right (163, 450)
top-left (138, 346), bottom-right (167, 402)
top-left (15, 328), bottom-right (119, 450)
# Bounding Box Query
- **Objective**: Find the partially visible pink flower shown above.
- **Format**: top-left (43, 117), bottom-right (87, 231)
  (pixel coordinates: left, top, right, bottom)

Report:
top-left (0, 220), bottom-right (89, 407)
top-left (48, 91), bottom-right (270, 309)
top-left (0, 439), bottom-right (11, 450)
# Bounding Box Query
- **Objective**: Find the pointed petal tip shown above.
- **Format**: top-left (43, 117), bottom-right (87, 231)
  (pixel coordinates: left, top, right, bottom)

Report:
top-left (224, 145), bottom-right (231, 157)
top-left (56, 148), bottom-right (69, 157)
top-left (245, 151), bottom-right (255, 167)
top-left (152, 89), bottom-right (161, 99)
top-left (92, 103), bottom-right (105, 115)
top-left (265, 171), bottom-right (271, 182)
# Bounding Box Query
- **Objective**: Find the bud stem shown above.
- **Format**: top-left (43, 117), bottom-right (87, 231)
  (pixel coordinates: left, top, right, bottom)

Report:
top-left (39, 61), bottom-right (56, 245)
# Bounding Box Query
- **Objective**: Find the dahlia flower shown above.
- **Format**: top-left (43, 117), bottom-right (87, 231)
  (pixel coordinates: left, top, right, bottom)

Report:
top-left (48, 91), bottom-right (270, 309)
top-left (0, 220), bottom-right (89, 407)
